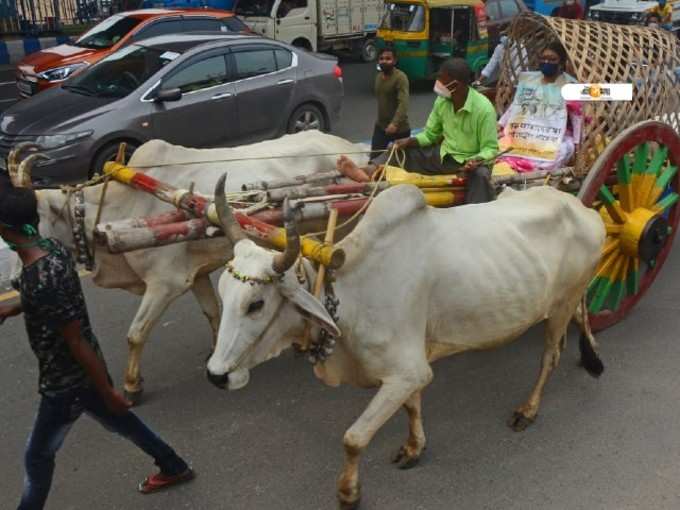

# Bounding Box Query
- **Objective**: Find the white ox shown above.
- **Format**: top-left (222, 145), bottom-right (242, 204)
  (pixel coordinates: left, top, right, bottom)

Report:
top-left (22, 131), bottom-right (365, 402)
top-left (206, 183), bottom-right (606, 509)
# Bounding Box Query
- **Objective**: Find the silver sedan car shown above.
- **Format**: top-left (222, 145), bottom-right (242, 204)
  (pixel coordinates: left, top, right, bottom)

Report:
top-left (0, 33), bottom-right (343, 186)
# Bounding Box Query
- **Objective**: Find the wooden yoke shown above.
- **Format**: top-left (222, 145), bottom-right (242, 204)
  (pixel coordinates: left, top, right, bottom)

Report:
top-left (299, 208), bottom-right (339, 352)
top-left (101, 162), bottom-right (345, 269)
top-left (115, 142), bottom-right (127, 164)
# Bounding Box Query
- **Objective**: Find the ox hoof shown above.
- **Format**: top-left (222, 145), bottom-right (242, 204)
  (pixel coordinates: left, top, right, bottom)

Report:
top-left (337, 484), bottom-right (361, 510)
top-left (507, 411), bottom-right (535, 432)
top-left (391, 445), bottom-right (425, 470)
top-left (124, 389), bottom-right (144, 406)
top-left (338, 498), bottom-right (361, 510)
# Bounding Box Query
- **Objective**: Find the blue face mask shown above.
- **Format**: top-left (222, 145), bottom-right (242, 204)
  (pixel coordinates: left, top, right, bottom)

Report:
top-left (539, 62), bottom-right (559, 77)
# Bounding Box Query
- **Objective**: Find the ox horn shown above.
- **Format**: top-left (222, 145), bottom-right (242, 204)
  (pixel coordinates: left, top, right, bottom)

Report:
top-left (7, 143), bottom-right (44, 188)
top-left (214, 173), bottom-right (247, 244)
top-left (272, 198), bottom-right (301, 274)
top-left (16, 152), bottom-right (49, 189)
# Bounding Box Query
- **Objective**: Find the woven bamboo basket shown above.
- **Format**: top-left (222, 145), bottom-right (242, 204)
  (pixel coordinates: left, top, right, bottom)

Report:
top-left (495, 13), bottom-right (680, 177)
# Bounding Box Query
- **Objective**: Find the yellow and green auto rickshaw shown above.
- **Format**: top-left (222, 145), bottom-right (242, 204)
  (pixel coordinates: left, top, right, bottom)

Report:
top-left (377, 0), bottom-right (491, 81)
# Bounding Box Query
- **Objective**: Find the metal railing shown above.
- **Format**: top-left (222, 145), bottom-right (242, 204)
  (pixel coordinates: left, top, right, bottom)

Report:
top-left (0, 0), bottom-right (134, 35)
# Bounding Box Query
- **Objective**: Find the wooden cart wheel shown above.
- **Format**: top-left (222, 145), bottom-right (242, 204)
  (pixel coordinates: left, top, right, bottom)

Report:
top-left (579, 121), bottom-right (680, 331)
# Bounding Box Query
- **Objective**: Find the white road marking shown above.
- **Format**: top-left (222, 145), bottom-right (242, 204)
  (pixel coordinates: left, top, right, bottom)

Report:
top-left (0, 81), bottom-right (15, 86)
top-left (0, 98), bottom-right (18, 103)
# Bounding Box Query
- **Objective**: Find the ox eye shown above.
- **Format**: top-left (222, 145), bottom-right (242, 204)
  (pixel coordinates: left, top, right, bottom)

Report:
top-left (247, 299), bottom-right (265, 315)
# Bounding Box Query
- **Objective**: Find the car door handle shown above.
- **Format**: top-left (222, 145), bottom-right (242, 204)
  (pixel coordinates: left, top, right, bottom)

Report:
top-left (277, 79), bottom-right (294, 85)
top-left (211, 92), bottom-right (233, 100)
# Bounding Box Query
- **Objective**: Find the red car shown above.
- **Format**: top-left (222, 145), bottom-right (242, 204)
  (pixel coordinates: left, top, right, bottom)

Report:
top-left (16, 8), bottom-right (249, 98)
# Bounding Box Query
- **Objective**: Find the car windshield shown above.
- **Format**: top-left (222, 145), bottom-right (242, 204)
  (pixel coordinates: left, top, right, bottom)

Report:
top-left (75, 15), bottom-right (142, 49)
top-left (235, 0), bottom-right (276, 17)
top-left (64, 45), bottom-right (179, 98)
top-left (380, 3), bottom-right (426, 32)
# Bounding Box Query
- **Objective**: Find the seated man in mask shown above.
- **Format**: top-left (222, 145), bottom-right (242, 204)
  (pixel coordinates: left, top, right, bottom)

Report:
top-left (338, 58), bottom-right (498, 204)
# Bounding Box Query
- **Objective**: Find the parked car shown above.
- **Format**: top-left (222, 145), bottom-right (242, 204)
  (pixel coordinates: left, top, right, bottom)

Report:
top-left (15, 8), bottom-right (250, 98)
top-left (0, 33), bottom-right (343, 187)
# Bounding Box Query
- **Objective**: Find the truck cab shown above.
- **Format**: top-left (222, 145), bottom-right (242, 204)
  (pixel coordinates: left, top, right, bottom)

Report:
top-left (235, 0), bottom-right (383, 60)
top-left (588, 0), bottom-right (680, 30)
top-left (235, 0), bottom-right (318, 49)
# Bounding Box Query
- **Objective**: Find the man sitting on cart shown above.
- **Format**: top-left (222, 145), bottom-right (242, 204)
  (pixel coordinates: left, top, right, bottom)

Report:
top-left (493, 41), bottom-right (583, 175)
top-left (337, 57), bottom-right (498, 204)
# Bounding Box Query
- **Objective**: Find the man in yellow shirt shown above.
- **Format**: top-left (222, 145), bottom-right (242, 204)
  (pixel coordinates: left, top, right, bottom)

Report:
top-left (651, 0), bottom-right (672, 28)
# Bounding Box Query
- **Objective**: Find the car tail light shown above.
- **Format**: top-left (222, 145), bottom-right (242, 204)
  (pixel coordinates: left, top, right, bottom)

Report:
top-left (334, 65), bottom-right (343, 81)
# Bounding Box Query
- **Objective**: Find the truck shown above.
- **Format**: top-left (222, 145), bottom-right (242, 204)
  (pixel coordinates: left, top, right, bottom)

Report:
top-left (234, 0), bottom-right (384, 61)
top-left (588, 0), bottom-right (680, 30)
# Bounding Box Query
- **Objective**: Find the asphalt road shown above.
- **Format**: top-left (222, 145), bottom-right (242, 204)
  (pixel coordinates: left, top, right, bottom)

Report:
top-left (2, 62), bottom-right (680, 510)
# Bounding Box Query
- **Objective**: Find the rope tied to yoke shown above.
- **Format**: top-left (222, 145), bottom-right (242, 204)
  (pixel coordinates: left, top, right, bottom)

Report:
top-left (301, 144), bottom-right (403, 240)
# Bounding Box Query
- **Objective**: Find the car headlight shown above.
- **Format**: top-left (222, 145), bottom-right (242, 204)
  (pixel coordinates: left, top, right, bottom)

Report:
top-left (589, 10), bottom-right (600, 19)
top-left (37, 63), bottom-right (88, 82)
top-left (630, 12), bottom-right (642, 20)
top-left (35, 130), bottom-right (93, 150)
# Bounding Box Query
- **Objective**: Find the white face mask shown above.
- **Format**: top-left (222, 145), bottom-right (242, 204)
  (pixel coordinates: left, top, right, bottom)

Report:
top-left (434, 79), bottom-right (455, 98)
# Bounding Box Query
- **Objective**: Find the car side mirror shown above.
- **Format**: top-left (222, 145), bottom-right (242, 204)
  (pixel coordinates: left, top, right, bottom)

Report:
top-left (155, 88), bottom-right (182, 102)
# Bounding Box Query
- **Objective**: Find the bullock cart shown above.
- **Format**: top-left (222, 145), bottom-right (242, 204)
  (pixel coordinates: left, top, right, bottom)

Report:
top-left (36, 14), bottom-right (680, 334)
top-left (493, 13), bottom-right (680, 330)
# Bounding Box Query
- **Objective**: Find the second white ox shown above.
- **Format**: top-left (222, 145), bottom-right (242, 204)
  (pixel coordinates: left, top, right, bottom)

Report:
top-left (27, 131), bottom-right (365, 402)
top-left (206, 183), bottom-right (607, 509)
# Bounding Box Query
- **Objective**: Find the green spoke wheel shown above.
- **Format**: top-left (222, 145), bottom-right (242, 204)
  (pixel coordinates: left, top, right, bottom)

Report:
top-left (579, 121), bottom-right (680, 331)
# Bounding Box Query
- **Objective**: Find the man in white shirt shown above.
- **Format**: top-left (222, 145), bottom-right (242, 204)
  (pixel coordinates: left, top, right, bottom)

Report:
top-left (475, 36), bottom-right (527, 86)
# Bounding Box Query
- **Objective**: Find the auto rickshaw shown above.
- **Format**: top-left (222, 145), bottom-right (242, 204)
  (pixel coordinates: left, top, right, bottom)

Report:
top-left (376, 0), bottom-right (491, 81)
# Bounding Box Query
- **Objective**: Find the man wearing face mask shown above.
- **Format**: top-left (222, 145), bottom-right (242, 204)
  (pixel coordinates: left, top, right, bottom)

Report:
top-left (647, 13), bottom-right (661, 28)
top-left (371, 47), bottom-right (411, 160)
top-left (555, 0), bottom-right (584, 19)
top-left (338, 58), bottom-right (498, 203)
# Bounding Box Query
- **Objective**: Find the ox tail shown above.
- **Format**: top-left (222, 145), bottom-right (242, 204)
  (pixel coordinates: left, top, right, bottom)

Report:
top-left (578, 296), bottom-right (604, 378)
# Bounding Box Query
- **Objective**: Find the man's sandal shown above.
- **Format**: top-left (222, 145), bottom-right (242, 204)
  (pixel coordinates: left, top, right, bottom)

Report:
top-left (138, 467), bottom-right (195, 494)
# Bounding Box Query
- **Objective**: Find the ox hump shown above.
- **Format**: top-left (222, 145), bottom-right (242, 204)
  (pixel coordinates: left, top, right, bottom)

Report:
top-left (338, 185), bottom-right (426, 268)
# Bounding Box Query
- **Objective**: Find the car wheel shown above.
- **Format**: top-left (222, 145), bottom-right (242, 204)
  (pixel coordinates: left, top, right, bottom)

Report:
top-left (360, 38), bottom-right (378, 63)
top-left (91, 141), bottom-right (138, 178)
top-left (287, 104), bottom-right (327, 134)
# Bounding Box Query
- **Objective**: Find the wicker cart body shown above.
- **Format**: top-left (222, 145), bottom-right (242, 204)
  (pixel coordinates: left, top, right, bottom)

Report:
top-left (496, 14), bottom-right (680, 330)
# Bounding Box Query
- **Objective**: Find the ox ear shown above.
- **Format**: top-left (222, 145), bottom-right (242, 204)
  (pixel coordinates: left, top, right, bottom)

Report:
top-left (279, 280), bottom-right (341, 337)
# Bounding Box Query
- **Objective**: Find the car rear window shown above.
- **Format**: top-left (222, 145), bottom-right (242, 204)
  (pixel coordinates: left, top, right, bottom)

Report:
top-left (223, 17), bottom-right (249, 32)
top-left (132, 19), bottom-right (183, 41)
top-left (275, 49), bottom-right (292, 69)
top-left (233, 50), bottom-right (277, 79)
top-left (183, 17), bottom-right (222, 32)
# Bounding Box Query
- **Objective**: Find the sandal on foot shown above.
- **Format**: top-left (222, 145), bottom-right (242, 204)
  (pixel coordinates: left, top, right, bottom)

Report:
top-left (138, 467), bottom-right (195, 494)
